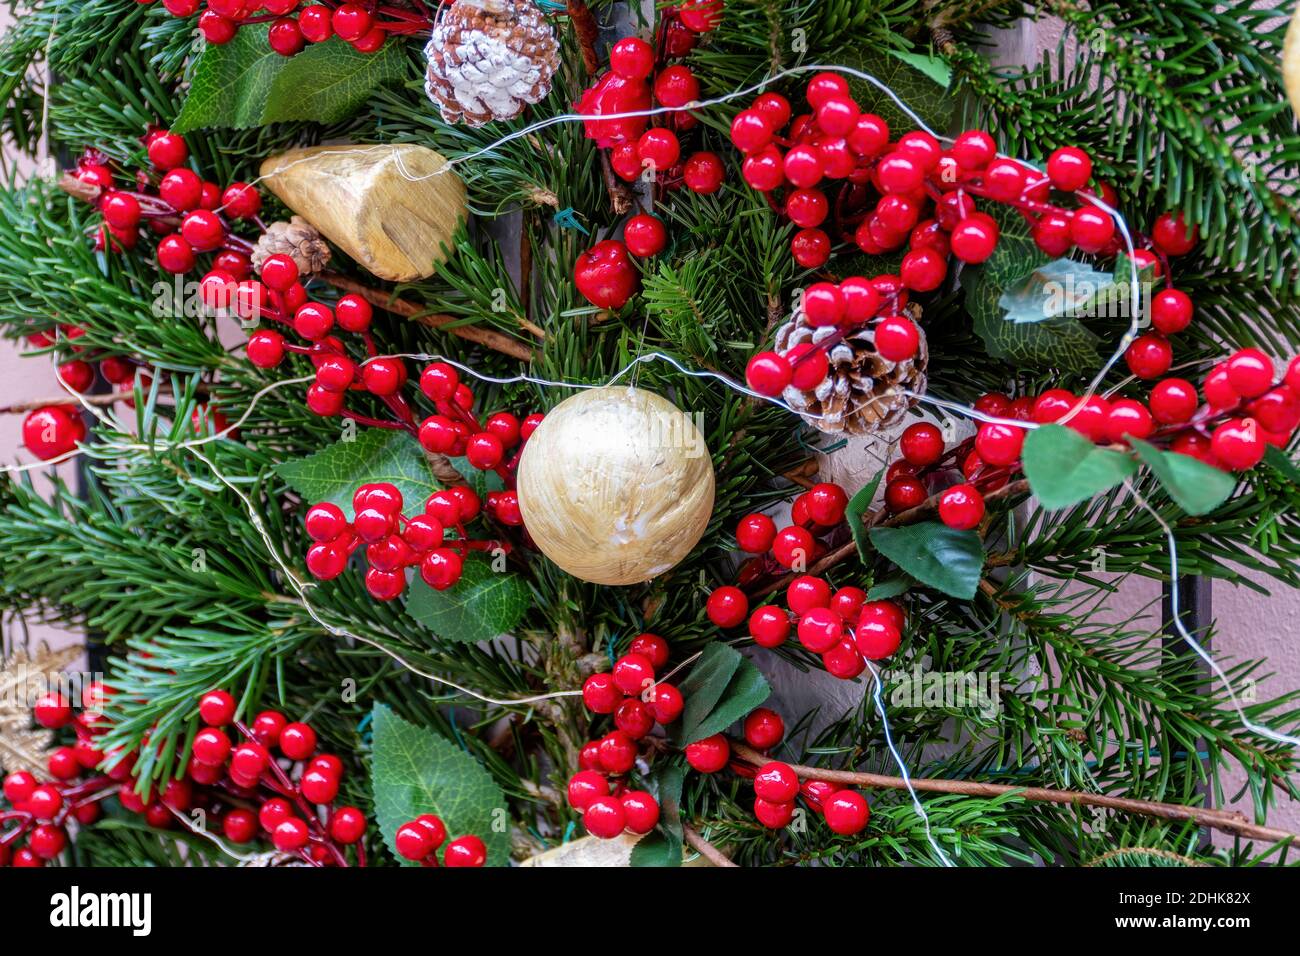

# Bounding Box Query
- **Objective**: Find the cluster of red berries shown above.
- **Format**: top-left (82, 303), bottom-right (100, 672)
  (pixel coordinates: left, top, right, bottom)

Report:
top-left (730, 481), bottom-right (849, 578)
top-left (569, 634), bottom-right (679, 839)
top-left (571, 4), bottom-right (724, 310)
top-left (393, 814), bottom-right (486, 867)
top-left (154, 0), bottom-right (426, 58)
top-left (683, 714), bottom-right (871, 835)
top-left (2, 686), bottom-right (369, 867)
top-left (1119, 213), bottom-right (1200, 381)
top-left (72, 133), bottom-right (262, 274)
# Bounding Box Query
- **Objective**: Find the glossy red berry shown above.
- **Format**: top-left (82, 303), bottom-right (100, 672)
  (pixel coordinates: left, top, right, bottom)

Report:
top-left (823, 789), bottom-right (871, 835)
top-left (583, 795), bottom-right (627, 839)
top-left (804, 482), bottom-right (848, 525)
top-left (730, 109), bottom-right (774, 153)
top-left (180, 209), bottom-right (225, 252)
top-left (1211, 418), bottom-right (1265, 471)
top-left (328, 806), bottom-right (366, 844)
top-left (746, 351), bottom-right (792, 396)
top-left (582, 673), bottom-right (622, 714)
top-left (198, 689), bottom-right (236, 726)
top-left (395, 821), bottom-right (434, 861)
top-left (787, 575), bottom-right (831, 615)
top-left (885, 476), bottom-right (926, 513)
top-left (874, 315), bottom-right (920, 362)
top-left (791, 228), bottom-right (831, 267)
top-left (684, 734), bottom-right (729, 773)
top-left (3, 770), bottom-right (37, 803)
top-left (754, 761), bottom-right (799, 802)
top-left (938, 483), bottom-right (985, 531)
top-left (147, 132), bottom-right (188, 170)
top-left (950, 214), bottom-right (999, 263)
top-left (192, 727), bottom-right (232, 766)
top-left (743, 708), bottom-right (784, 750)
top-left (566, 770), bottom-right (609, 811)
top-left (1125, 333), bottom-right (1173, 380)
top-left (1149, 378), bottom-right (1199, 424)
top-left (279, 722), bottom-right (317, 760)
top-left (1226, 348), bottom-right (1275, 399)
top-left (754, 796), bottom-right (795, 828)
top-left (443, 834), bottom-right (487, 867)
top-left (628, 632), bottom-right (670, 670)
top-left (1046, 146), bottom-right (1092, 192)
top-left (29, 824), bottom-right (67, 860)
top-left (609, 36), bottom-right (654, 80)
top-left (597, 731), bottom-right (637, 775)
top-left (331, 3), bottom-right (371, 41)
top-left (230, 742), bottom-right (271, 779)
top-left (706, 585), bottom-right (749, 628)
top-left (615, 698), bottom-right (655, 739)
top-left (33, 692), bottom-right (73, 728)
top-left (612, 652), bottom-right (655, 695)
top-left (797, 607), bottom-right (844, 653)
top-left (574, 239), bottom-right (639, 310)
top-left (683, 152), bottom-right (725, 194)
top-left (748, 605), bottom-right (791, 648)
top-left (900, 422), bottom-right (945, 466)
top-left (975, 422), bottom-right (1025, 466)
top-left (654, 64), bottom-right (700, 107)
top-left (646, 682), bottom-right (684, 724)
top-left (624, 214), bottom-right (667, 257)
top-left (156, 234), bottom-right (195, 274)
top-left (1070, 207), bottom-right (1115, 253)
top-left (1151, 288), bottom-right (1193, 335)
top-left (27, 784), bottom-right (63, 820)
top-left (1104, 398), bottom-right (1155, 443)
top-left (854, 618), bottom-right (901, 660)
top-left (1152, 212), bottom-right (1198, 256)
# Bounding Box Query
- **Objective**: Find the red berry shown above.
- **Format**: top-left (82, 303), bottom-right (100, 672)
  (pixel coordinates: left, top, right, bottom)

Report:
top-left (848, 113), bottom-right (890, 157)
top-left (615, 698), bottom-right (655, 739)
top-left (259, 253), bottom-right (299, 291)
top-left (395, 821), bottom-right (434, 861)
top-left (684, 734), bottom-right (729, 773)
top-left (1104, 398), bottom-right (1155, 443)
top-left (21, 406), bottom-right (83, 460)
top-left (951, 129), bottom-right (996, 170)
top-left (222, 808), bottom-right (259, 844)
top-left (647, 682), bottom-right (684, 724)
top-left (1226, 348), bottom-right (1275, 399)
top-left (877, 151), bottom-right (924, 193)
top-left (823, 789), bottom-right (871, 835)
top-left (938, 483), bottom-right (985, 530)
top-left (753, 761), bottom-right (798, 803)
top-left (900, 422), bottom-right (945, 466)
top-left (1125, 333), bottom-right (1173, 380)
top-left (620, 791), bottom-right (660, 834)
top-left (742, 146), bottom-right (785, 191)
top-left (683, 152), bottom-right (725, 194)
top-left (1151, 288), bottom-right (1193, 335)
top-left (300, 769), bottom-right (338, 804)
top-left (623, 214), bottom-right (667, 257)
top-left (157, 234), bottom-right (196, 274)
top-left (33, 692), bottom-right (72, 728)
top-left (198, 689), bottom-right (236, 726)
top-left (797, 607), bottom-right (844, 653)
top-left (567, 770), bottom-right (609, 810)
top-left (231, 742), bottom-right (270, 779)
top-left (748, 605), bottom-right (791, 648)
top-left (900, 247), bottom-right (948, 291)
top-left (581, 673), bottom-right (622, 715)
top-left (331, 3), bottom-right (371, 41)
top-left (1150, 378), bottom-right (1199, 424)
top-left (754, 796), bottom-right (794, 828)
top-left (1046, 146), bottom-right (1092, 192)
top-left (785, 188), bottom-right (829, 228)
top-left (574, 239), bottom-right (639, 310)
top-left (1152, 212), bottom-right (1198, 256)
top-left (730, 109), bottom-right (774, 153)
top-left (1070, 207), bottom-right (1115, 252)
top-left (466, 432), bottom-right (504, 470)
top-left (791, 228), bottom-right (831, 267)
top-left (180, 209), bottom-right (225, 252)
top-left (950, 213), bottom-right (999, 263)
top-left (610, 36), bottom-right (654, 80)
top-left (147, 132), bottom-right (188, 170)
top-left (583, 795), bottom-right (627, 839)
top-left (804, 482), bottom-right (848, 525)
top-left (597, 731), bottom-right (637, 774)
top-left (306, 502), bottom-right (351, 543)
top-left (854, 618), bottom-right (901, 660)
top-left (706, 585), bottom-right (749, 628)
top-left (975, 422), bottom-right (1025, 466)
top-left (27, 784), bottom-right (63, 820)
top-left (612, 652), bottom-right (655, 695)
top-left (874, 315), bottom-right (920, 362)
top-left (1033, 211), bottom-right (1074, 256)
top-left (297, 4), bottom-right (333, 41)
top-left (3, 770), bottom-right (37, 803)
top-left (627, 632), bottom-right (669, 670)
top-left (803, 282), bottom-right (845, 326)
top-left (47, 747), bottom-right (79, 780)
top-left (413, 814), bottom-right (447, 850)
top-left (787, 575), bottom-right (831, 614)
top-left (30, 823), bottom-right (67, 860)
top-left (279, 722), bottom-right (317, 760)
top-left (248, 327), bottom-right (288, 367)
top-left (192, 727), bottom-right (232, 766)
top-left (743, 708), bottom-right (784, 750)
top-left (362, 357), bottom-right (406, 396)
top-left (443, 834), bottom-right (487, 867)
top-left (1211, 417), bottom-right (1265, 471)
top-left (221, 181), bottom-right (261, 219)
top-left (746, 351), bottom-right (792, 396)
top-left (885, 476), bottom-right (926, 513)
top-left (329, 807), bottom-right (366, 844)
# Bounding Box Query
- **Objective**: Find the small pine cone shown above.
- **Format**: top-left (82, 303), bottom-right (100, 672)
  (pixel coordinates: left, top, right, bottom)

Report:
top-left (775, 305), bottom-right (928, 436)
top-left (251, 216), bottom-right (331, 277)
top-left (424, 0), bottom-right (559, 127)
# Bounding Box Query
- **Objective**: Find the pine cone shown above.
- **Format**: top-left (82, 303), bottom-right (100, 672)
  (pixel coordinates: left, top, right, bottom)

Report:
top-left (424, 0), bottom-right (559, 127)
top-left (775, 305), bottom-right (928, 436)
top-left (251, 217), bottom-right (331, 276)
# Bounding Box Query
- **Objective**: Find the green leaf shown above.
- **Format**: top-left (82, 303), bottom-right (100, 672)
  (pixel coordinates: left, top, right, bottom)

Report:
top-left (672, 643), bottom-right (770, 745)
top-left (998, 258), bottom-right (1124, 326)
top-left (867, 577), bottom-right (910, 600)
top-left (886, 49), bottom-right (951, 89)
top-left (369, 703), bottom-right (510, 866)
top-left (275, 428), bottom-right (437, 519)
top-left (1130, 438), bottom-right (1237, 516)
top-left (630, 831), bottom-right (682, 867)
top-left (1022, 424), bottom-right (1138, 509)
top-left (969, 206), bottom-right (1101, 371)
top-left (631, 764), bottom-right (685, 868)
top-left (404, 554), bottom-right (531, 644)
top-left (868, 523), bottom-right (984, 600)
top-left (175, 27), bottom-right (408, 133)
top-left (845, 468), bottom-right (886, 563)
top-left (1264, 444), bottom-right (1300, 484)
top-left (841, 48), bottom-right (953, 135)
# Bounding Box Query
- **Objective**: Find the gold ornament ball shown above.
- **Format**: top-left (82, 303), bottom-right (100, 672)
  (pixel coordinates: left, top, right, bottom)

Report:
top-left (516, 387), bottom-right (716, 586)
top-left (1287, 3), bottom-right (1300, 121)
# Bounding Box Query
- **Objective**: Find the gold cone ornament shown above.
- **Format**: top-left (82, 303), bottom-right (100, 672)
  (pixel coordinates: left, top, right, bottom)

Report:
top-left (516, 387), bottom-right (716, 586)
top-left (775, 304), bottom-right (928, 435)
top-left (258, 144), bottom-right (468, 283)
top-left (424, 0), bottom-right (560, 127)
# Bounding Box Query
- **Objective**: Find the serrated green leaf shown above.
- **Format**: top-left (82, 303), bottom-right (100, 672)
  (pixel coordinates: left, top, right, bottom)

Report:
top-left (1130, 438), bottom-right (1238, 516)
top-left (845, 468), bottom-right (885, 563)
top-left (886, 49), bottom-right (951, 89)
top-left (672, 643), bottom-right (769, 745)
top-left (630, 831), bottom-right (681, 867)
top-left (1022, 424), bottom-right (1138, 509)
top-left (841, 48), bottom-right (953, 135)
top-left (175, 27), bottom-right (407, 133)
top-left (404, 554), bottom-right (530, 644)
top-left (632, 764), bottom-right (684, 867)
top-left (868, 522), bottom-right (984, 600)
top-left (275, 428), bottom-right (437, 519)
top-left (999, 259), bottom-right (1123, 325)
top-left (867, 577), bottom-right (910, 600)
top-left (370, 703), bottom-right (510, 866)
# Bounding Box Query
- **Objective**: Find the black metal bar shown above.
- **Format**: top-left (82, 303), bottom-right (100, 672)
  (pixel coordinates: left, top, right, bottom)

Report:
top-left (1162, 574), bottom-right (1212, 849)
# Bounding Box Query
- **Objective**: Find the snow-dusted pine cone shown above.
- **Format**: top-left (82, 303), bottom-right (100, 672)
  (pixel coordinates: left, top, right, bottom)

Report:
top-left (775, 305), bottom-right (928, 435)
top-left (424, 0), bottom-right (559, 127)
top-left (251, 216), bottom-right (331, 276)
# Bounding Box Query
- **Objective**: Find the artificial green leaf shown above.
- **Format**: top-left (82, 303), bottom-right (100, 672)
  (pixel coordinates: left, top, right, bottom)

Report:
top-left (1130, 438), bottom-right (1237, 516)
top-left (841, 48), bottom-right (953, 135)
top-left (867, 577), bottom-right (910, 600)
top-left (275, 428), bottom-right (437, 518)
top-left (175, 27), bottom-right (408, 133)
top-left (886, 49), bottom-right (952, 89)
top-left (845, 468), bottom-right (886, 562)
top-left (969, 206), bottom-right (1101, 370)
top-left (632, 764), bottom-right (685, 867)
top-left (369, 703), bottom-right (510, 866)
top-left (672, 643), bottom-right (769, 745)
top-left (1264, 444), bottom-right (1300, 484)
top-left (1022, 424), bottom-right (1138, 509)
top-left (868, 522), bottom-right (984, 599)
top-left (630, 831), bottom-right (682, 867)
top-left (404, 554), bottom-right (530, 644)
top-left (998, 259), bottom-right (1125, 326)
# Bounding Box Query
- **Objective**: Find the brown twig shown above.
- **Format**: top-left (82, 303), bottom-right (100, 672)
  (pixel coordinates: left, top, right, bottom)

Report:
top-left (566, 0), bottom-right (601, 74)
top-left (317, 272), bottom-right (539, 361)
top-left (682, 824), bottom-right (739, 867)
top-left (729, 741), bottom-right (1300, 845)
top-left (0, 392), bottom-right (123, 415)
top-left (748, 479), bottom-right (1032, 599)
